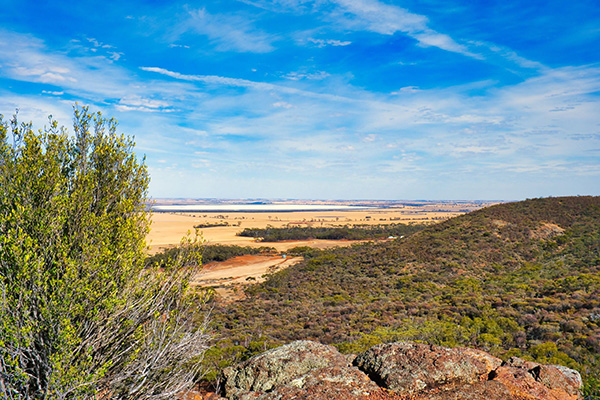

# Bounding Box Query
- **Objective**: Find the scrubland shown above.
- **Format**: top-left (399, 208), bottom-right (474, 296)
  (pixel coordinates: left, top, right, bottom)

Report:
top-left (178, 196), bottom-right (600, 397)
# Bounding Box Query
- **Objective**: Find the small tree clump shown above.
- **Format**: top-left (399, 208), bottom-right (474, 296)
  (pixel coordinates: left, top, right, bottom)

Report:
top-left (0, 106), bottom-right (209, 399)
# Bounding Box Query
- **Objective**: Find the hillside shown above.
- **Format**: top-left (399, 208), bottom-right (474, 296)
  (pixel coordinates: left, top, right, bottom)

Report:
top-left (205, 196), bottom-right (600, 396)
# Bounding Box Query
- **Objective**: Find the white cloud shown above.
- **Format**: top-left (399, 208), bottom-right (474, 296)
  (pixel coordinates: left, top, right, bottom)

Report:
top-left (272, 101), bottom-right (293, 108)
top-left (469, 40), bottom-right (545, 72)
top-left (241, 0), bottom-right (478, 58)
top-left (116, 95), bottom-right (174, 112)
top-left (363, 134), bottom-right (377, 142)
top-left (87, 38), bottom-right (113, 49)
top-left (10, 64), bottom-right (75, 84)
top-left (0, 30), bottom-right (135, 99)
top-left (330, 0), bottom-right (477, 57)
top-left (42, 90), bottom-right (64, 95)
top-left (108, 51), bottom-right (123, 61)
top-left (413, 30), bottom-right (479, 57)
top-left (307, 38), bottom-right (352, 47)
top-left (284, 70), bottom-right (330, 80)
top-left (178, 8), bottom-right (276, 53)
top-left (140, 66), bottom-right (359, 104)
top-left (68, 37), bottom-right (125, 62)
top-left (391, 86), bottom-right (420, 95)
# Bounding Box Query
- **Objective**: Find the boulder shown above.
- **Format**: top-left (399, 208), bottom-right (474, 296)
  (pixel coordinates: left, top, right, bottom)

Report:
top-left (222, 340), bottom-right (384, 400)
top-left (353, 342), bottom-right (499, 393)
top-left (490, 357), bottom-right (582, 400)
top-left (402, 381), bottom-right (513, 400)
top-left (221, 341), bottom-right (583, 400)
top-left (250, 366), bottom-right (389, 399)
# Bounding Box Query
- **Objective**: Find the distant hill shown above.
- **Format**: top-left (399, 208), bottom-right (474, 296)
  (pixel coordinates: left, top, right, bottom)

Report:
top-left (207, 196), bottom-right (600, 396)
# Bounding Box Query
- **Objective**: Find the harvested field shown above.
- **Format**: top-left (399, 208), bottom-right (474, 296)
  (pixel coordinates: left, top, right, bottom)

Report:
top-left (148, 202), bottom-right (494, 301)
top-left (147, 202), bottom-right (491, 254)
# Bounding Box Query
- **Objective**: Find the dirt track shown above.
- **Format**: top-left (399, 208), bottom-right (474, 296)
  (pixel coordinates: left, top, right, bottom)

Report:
top-left (192, 254), bottom-right (303, 300)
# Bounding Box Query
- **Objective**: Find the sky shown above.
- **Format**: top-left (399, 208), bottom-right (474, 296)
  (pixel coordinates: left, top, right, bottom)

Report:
top-left (0, 0), bottom-right (599, 200)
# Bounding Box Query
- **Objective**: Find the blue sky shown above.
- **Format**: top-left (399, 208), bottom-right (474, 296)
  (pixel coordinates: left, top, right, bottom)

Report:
top-left (1, 0), bottom-right (599, 200)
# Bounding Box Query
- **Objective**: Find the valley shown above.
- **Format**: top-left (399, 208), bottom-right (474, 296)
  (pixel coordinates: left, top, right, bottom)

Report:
top-left (147, 196), bottom-right (600, 397)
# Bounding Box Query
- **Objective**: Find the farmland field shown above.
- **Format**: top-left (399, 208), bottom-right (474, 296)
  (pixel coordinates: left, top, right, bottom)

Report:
top-left (147, 199), bottom-right (495, 253)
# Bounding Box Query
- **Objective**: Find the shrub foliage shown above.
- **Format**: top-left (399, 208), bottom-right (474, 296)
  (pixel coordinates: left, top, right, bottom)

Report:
top-left (0, 107), bottom-right (209, 399)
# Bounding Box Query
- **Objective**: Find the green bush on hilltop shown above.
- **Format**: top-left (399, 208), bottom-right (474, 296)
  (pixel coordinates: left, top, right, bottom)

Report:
top-left (0, 107), bottom-right (209, 399)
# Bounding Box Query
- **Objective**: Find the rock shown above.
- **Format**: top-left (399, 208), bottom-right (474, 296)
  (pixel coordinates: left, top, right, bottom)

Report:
top-left (223, 340), bottom-right (347, 395)
top-left (551, 365), bottom-right (583, 393)
top-left (253, 366), bottom-right (387, 399)
top-left (405, 381), bottom-right (513, 400)
top-left (221, 341), bottom-right (583, 400)
top-left (458, 347), bottom-right (503, 373)
top-left (490, 357), bottom-right (582, 400)
top-left (222, 340), bottom-right (383, 400)
top-left (353, 342), bottom-right (498, 393)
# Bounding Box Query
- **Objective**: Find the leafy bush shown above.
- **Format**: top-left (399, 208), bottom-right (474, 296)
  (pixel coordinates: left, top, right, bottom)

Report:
top-left (0, 107), bottom-right (209, 399)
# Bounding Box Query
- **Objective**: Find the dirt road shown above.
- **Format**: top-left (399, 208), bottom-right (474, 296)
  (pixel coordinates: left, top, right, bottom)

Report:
top-left (192, 254), bottom-right (302, 300)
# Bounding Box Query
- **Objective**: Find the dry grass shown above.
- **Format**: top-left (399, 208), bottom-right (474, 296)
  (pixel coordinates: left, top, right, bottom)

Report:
top-left (147, 203), bottom-right (488, 254)
top-left (147, 203), bottom-right (491, 301)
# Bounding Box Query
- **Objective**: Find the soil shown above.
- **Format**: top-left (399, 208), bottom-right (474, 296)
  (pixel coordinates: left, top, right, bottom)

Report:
top-left (192, 254), bottom-right (303, 301)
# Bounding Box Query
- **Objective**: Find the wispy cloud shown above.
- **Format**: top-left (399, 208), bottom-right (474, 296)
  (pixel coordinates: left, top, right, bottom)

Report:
top-left (284, 70), bottom-right (330, 80)
top-left (307, 38), bottom-right (351, 47)
top-left (174, 7), bottom-right (276, 53)
top-left (140, 66), bottom-right (362, 104)
top-left (116, 95), bottom-right (175, 112)
top-left (390, 86), bottom-right (420, 95)
top-left (1, 1), bottom-right (599, 199)
top-left (70, 37), bottom-right (124, 62)
top-left (272, 101), bottom-right (294, 108)
top-left (244, 0), bottom-right (543, 73)
top-left (0, 32), bottom-right (76, 84)
top-left (41, 90), bottom-right (65, 95)
top-left (237, 0), bottom-right (475, 57)
top-left (329, 0), bottom-right (478, 58)
top-left (0, 32), bottom-right (132, 101)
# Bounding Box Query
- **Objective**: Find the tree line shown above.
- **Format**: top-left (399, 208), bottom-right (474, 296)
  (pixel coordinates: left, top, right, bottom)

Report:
top-left (237, 223), bottom-right (426, 241)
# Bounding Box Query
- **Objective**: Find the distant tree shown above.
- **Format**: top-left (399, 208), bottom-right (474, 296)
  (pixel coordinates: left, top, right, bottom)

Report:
top-left (0, 106), bottom-right (209, 399)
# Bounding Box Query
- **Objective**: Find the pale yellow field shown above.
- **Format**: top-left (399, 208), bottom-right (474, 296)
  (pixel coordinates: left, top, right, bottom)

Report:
top-left (147, 202), bottom-right (491, 254)
top-left (147, 202), bottom-right (494, 300)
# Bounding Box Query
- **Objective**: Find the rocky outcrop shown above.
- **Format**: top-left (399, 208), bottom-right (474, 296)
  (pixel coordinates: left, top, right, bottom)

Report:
top-left (222, 340), bottom-right (385, 400)
top-left (222, 341), bottom-right (582, 400)
top-left (488, 357), bottom-right (583, 400)
top-left (354, 342), bottom-right (501, 393)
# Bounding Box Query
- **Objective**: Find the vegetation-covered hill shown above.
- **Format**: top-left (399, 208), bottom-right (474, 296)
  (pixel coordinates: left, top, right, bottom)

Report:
top-left (206, 196), bottom-right (600, 396)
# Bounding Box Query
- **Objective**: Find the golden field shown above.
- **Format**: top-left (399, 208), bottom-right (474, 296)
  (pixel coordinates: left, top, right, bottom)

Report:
top-left (146, 201), bottom-right (496, 299)
top-left (147, 201), bottom-right (493, 254)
